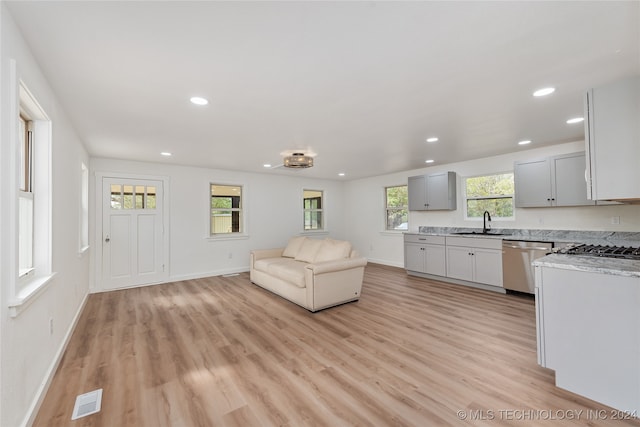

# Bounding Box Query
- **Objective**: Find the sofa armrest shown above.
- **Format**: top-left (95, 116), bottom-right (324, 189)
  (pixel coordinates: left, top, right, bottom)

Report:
top-left (305, 257), bottom-right (367, 274)
top-left (251, 248), bottom-right (284, 261)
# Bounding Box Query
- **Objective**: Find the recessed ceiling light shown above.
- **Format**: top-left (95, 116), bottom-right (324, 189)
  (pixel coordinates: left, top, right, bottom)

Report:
top-left (566, 117), bottom-right (584, 124)
top-left (338, 173), bottom-right (345, 176)
top-left (190, 96), bottom-right (209, 106)
top-left (533, 87), bottom-right (555, 97)
top-left (518, 140), bottom-right (532, 145)
top-left (426, 137), bottom-right (439, 143)
top-left (263, 164), bottom-right (272, 168)
top-left (425, 159), bottom-right (435, 164)
top-left (160, 152), bottom-right (172, 156)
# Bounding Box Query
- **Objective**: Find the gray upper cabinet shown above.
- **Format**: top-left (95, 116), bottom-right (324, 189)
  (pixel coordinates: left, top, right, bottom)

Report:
top-left (408, 171), bottom-right (456, 211)
top-left (585, 75), bottom-right (640, 201)
top-left (515, 152), bottom-right (595, 208)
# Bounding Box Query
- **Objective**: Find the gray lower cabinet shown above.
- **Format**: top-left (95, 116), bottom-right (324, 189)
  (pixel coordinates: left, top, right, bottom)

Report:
top-left (404, 234), bottom-right (503, 289)
top-left (445, 237), bottom-right (503, 287)
top-left (404, 234), bottom-right (446, 276)
top-left (514, 152), bottom-right (595, 207)
top-left (408, 172), bottom-right (456, 211)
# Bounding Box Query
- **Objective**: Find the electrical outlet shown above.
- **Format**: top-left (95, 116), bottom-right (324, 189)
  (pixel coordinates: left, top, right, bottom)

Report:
top-left (49, 318), bottom-right (54, 336)
top-left (369, 244), bottom-right (374, 251)
top-left (611, 216), bottom-right (621, 225)
top-left (228, 252), bottom-right (233, 259)
top-left (538, 217), bottom-right (544, 225)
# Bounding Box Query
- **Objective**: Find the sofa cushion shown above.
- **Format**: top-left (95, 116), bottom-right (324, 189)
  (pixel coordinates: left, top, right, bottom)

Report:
top-left (254, 257), bottom-right (307, 288)
top-left (314, 239), bottom-right (352, 263)
top-left (295, 238), bottom-right (323, 263)
top-left (282, 236), bottom-right (307, 258)
top-left (267, 260), bottom-right (307, 288)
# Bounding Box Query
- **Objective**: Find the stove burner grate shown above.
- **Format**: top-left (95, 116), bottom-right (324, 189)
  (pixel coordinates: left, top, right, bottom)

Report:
top-left (562, 244), bottom-right (640, 260)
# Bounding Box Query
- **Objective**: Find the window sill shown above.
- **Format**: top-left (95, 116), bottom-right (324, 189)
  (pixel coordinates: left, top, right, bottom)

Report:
top-left (9, 272), bottom-right (57, 318)
top-left (380, 230), bottom-right (408, 236)
top-left (206, 234), bottom-right (250, 242)
top-left (78, 245), bottom-right (90, 258)
top-left (300, 230), bottom-right (329, 236)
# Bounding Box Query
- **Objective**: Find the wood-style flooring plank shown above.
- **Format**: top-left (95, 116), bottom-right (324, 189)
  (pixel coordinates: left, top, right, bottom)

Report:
top-left (33, 264), bottom-right (640, 427)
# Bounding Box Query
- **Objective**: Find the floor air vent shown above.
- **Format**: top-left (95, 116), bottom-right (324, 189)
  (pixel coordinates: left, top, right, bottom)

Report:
top-left (71, 389), bottom-right (103, 420)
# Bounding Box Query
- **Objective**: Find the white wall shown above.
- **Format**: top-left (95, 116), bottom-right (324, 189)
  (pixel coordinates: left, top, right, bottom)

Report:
top-left (344, 141), bottom-right (640, 267)
top-left (90, 158), bottom-right (348, 290)
top-left (0, 5), bottom-right (90, 427)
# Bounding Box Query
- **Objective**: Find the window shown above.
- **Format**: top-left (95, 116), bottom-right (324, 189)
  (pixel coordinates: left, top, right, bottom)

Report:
top-left (210, 184), bottom-right (242, 234)
top-left (465, 173), bottom-right (515, 219)
top-left (18, 114), bottom-right (33, 277)
top-left (110, 184), bottom-right (156, 210)
top-left (303, 190), bottom-right (323, 230)
top-left (385, 185), bottom-right (408, 230)
top-left (13, 80), bottom-right (53, 307)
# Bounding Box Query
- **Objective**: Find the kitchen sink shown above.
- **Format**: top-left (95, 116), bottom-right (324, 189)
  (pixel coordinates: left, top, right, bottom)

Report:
top-left (450, 231), bottom-right (510, 236)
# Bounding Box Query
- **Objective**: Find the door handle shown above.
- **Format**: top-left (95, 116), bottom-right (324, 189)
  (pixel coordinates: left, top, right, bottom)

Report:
top-left (105, 235), bottom-right (110, 243)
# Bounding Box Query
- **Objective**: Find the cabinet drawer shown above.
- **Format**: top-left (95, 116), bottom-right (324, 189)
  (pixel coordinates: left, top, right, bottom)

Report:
top-left (404, 234), bottom-right (445, 245)
top-left (445, 236), bottom-right (502, 250)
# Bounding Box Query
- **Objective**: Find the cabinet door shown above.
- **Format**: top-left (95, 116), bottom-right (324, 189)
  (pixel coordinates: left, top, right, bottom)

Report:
top-left (446, 246), bottom-right (473, 281)
top-left (408, 175), bottom-right (427, 211)
top-left (424, 244), bottom-right (446, 276)
top-left (514, 159), bottom-right (552, 207)
top-left (552, 153), bottom-right (595, 207)
top-left (426, 172), bottom-right (453, 210)
top-left (473, 248), bottom-right (503, 287)
top-left (586, 76), bottom-right (640, 200)
top-left (405, 243), bottom-right (425, 272)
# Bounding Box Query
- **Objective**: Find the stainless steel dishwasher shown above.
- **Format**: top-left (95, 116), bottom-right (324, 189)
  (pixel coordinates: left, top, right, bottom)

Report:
top-left (502, 240), bottom-right (552, 294)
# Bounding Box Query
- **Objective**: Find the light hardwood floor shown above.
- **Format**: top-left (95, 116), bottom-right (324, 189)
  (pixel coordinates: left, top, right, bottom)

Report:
top-left (34, 264), bottom-right (640, 426)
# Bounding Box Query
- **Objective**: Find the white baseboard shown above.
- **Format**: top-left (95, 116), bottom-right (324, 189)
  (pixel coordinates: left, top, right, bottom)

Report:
top-left (21, 292), bottom-right (89, 427)
top-left (169, 266), bottom-right (250, 282)
top-left (366, 257), bottom-right (404, 268)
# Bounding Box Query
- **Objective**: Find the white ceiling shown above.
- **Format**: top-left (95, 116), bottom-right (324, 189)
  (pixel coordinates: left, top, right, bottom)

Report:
top-left (5, 1), bottom-right (639, 180)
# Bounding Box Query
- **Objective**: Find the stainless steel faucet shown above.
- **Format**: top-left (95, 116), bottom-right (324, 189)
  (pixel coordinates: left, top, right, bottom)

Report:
top-left (483, 211), bottom-right (492, 233)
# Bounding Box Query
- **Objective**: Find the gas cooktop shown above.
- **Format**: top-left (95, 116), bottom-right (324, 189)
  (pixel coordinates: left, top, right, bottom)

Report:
top-left (561, 244), bottom-right (640, 260)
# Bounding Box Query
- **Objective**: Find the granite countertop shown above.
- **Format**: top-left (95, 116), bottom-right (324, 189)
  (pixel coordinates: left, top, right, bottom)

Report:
top-left (412, 227), bottom-right (640, 247)
top-left (533, 254), bottom-right (640, 278)
top-left (409, 226), bottom-right (640, 276)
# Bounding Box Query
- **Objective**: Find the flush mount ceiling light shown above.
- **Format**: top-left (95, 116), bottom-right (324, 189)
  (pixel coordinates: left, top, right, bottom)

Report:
top-left (518, 140), bottom-right (532, 145)
top-left (190, 96), bottom-right (209, 106)
top-left (160, 152), bottom-right (172, 156)
top-left (425, 159), bottom-right (435, 164)
top-left (566, 117), bottom-right (584, 124)
top-left (533, 87), bottom-right (555, 97)
top-left (426, 137), bottom-right (439, 143)
top-left (283, 152), bottom-right (314, 168)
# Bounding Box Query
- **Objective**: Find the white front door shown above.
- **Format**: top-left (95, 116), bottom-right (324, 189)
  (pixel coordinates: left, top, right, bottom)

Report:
top-left (101, 177), bottom-right (167, 290)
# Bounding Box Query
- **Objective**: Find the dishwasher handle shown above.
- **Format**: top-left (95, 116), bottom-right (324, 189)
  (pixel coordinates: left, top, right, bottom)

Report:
top-left (503, 244), bottom-right (551, 251)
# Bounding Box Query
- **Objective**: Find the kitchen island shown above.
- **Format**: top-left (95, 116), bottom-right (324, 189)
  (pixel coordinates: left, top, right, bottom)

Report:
top-left (534, 254), bottom-right (640, 417)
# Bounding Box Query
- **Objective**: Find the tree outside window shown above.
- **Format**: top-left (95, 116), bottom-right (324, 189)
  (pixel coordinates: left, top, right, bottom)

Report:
top-left (385, 185), bottom-right (408, 230)
top-left (465, 173), bottom-right (514, 219)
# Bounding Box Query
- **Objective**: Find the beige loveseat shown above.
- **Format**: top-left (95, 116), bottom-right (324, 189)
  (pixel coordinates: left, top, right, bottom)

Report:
top-left (250, 236), bottom-right (367, 312)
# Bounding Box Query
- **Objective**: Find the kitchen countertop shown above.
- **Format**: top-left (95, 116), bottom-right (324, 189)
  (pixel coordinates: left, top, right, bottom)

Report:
top-left (533, 254), bottom-right (640, 278)
top-left (413, 226), bottom-right (640, 247)
top-left (409, 226), bottom-right (640, 277)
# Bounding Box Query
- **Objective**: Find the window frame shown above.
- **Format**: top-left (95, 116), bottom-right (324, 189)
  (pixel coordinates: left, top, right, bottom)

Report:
top-left (9, 79), bottom-right (55, 317)
top-left (463, 171), bottom-right (515, 221)
top-left (302, 189), bottom-right (324, 232)
top-left (209, 183), bottom-right (244, 236)
top-left (384, 184), bottom-right (408, 232)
